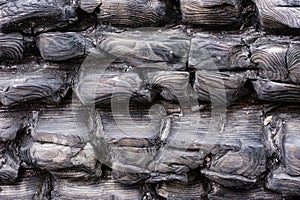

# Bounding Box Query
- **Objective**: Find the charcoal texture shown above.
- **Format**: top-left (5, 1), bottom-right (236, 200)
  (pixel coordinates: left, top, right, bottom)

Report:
top-left (0, 0), bottom-right (300, 199)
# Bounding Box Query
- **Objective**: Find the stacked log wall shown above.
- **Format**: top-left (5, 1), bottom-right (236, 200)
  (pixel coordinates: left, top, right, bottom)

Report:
top-left (0, 0), bottom-right (300, 199)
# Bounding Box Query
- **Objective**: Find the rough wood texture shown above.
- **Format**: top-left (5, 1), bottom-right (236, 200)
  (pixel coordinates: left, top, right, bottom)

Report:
top-left (254, 0), bottom-right (300, 33)
top-left (169, 105), bottom-right (265, 187)
top-left (193, 70), bottom-right (252, 105)
top-left (208, 183), bottom-right (282, 200)
top-left (0, 107), bottom-right (28, 142)
top-left (145, 71), bottom-right (191, 103)
top-left (252, 80), bottom-right (300, 103)
top-left (75, 70), bottom-right (147, 104)
top-left (180, 0), bottom-right (242, 27)
top-left (156, 180), bottom-right (206, 199)
top-left (0, 33), bottom-right (24, 61)
top-left (93, 0), bottom-right (169, 27)
top-left (251, 39), bottom-right (289, 82)
top-left (263, 105), bottom-right (300, 196)
top-left (0, 143), bottom-right (20, 184)
top-left (0, 0), bottom-right (76, 33)
top-left (20, 101), bottom-right (101, 179)
top-left (36, 28), bottom-right (190, 68)
top-left (79, 0), bottom-right (173, 27)
top-left (0, 170), bottom-right (51, 199)
top-left (37, 32), bottom-right (88, 61)
top-left (91, 104), bottom-right (267, 186)
top-left (93, 28), bottom-right (190, 71)
top-left (1, 0), bottom-right (300, 199)
top-left (287, 42), bottom-right (300, 83)
top-left (189, 32), bottom-right (251, 70)
top-left (51, 178), bottom-right (144, 200)
top-left (75, 62), bottom-right (191, 105)
top-left (0, 59), bottom-right (76, 105)
top-left (94, 106), bottom-right (164, 183)
top-left (267, 167), bottom-right (300, 197)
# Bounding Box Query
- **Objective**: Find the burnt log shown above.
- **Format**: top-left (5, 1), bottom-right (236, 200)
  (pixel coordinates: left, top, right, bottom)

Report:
top-left (180, 0), bottom-right (242, 27)
top-left (51, 178), bottom-right (144, 200)
top-left (208, 183), bottom-right (282, 200)
top-left (267, 167), bottom-right (300, 197)
top-left (193, 70), bottom-right (253, 105)
top-left (287, 42), bottom-right (300, 84)
top-left (20, 101), bottom-right (101, 179)
top-left (250, 37), bottom-right (290, 82)
top-left (263, 105), bottom-right (300, 196)
top-left (189, 32), bottom-right (252, 71)
top-left (170, 105), bottom-right (266, 187)
top-left (252, 80), bottom-right (300, 103)
top-left (156, 180), bottom-right (207, 199)
top-left (36, 28), bottom-right (190, 69)
top-left (0, 0), bottom-right (300, 198)
top-left (79, 0), bottom-right (170, 27)
top-left (0, 169), bottom-right (51, 199)
top-left (0, 59), bottom-right (76, 106)
top-left (37, 32), bottom-right (89, 61)
top-left (91, 104), bottom-right (266, 186)
top-left (0, 143), bottom-right (20, 184)
top-left (254, 0), bottom-right (300, 33)
top-left (0, 33), bottom-right (24, 61)
top-left (0, 0), bottom-right (77, 33)
top-left (0, 106), bottom-right (29, 142)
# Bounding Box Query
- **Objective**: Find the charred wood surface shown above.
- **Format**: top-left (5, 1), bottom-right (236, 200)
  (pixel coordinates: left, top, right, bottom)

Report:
top-left (0, 59), bottom-right (77, 106)
top-left (0, 0), bottom-right (300, 199)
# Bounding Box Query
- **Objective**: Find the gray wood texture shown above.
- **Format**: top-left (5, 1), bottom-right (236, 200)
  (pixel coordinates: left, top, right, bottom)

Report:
top-left (0, 0), bottom-right (76, 33)
top-left (0, 0), bottom-right (300, 199)
top-left (254, 0), bottom-right (300, 33)
top-left (0, 59), bottom-right (76, 105)
top-left (180, 0), bottom-right (242, 26)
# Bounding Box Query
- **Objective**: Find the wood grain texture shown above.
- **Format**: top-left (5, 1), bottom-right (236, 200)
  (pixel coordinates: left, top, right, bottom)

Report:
top-left (0, 59), bottom-right (76, 106)
top-left (0, 170), bottom-right (51, 199)
top-left (51, 178), bottom-right (144, 200)
top-left (79, 0), bottom-right (102, 13)
top-left (252, 80), bottom-right (300, 103)
top-left (94, 106), bottom-right (164, 183)
top-left (93, 28), bottom-right (190, 71)
top-left (93, 104), bottom-right (266, 186)
top-left (33, 28), bottom-right (190, 66)
top-left (0, 107), bottom-right (28, 142)
top-left (254, 0), bottom-right (300, 33)
top-left (146, 71), bottom-right (191, 103)
top-left (263, 105), bottom-right (300, 196)
top-left (94, 105), bottom-right (204, 183)
top-left (1, 0), bottom-right (300, 197)
top-left (263, 105), bottom-right (300, 176)
top-left (250, 39), bottom-right (289, 82)
top-left (208, 183), bottom-right (282, 200)
top-left (193, 70), bottom-right (252, 105)
top-left (0, 143), bottom-right (20, 184)
top-left (189, 33), bottom-right (251, 70)
top-left (156, 180), bottom-right (206, 199)
top-left (37, 32), bottom-right (88, 61)
top-left (0, 0), bottom-right (76, 33)
top-left (180, 0), bottom-right (241, 26)
top-left (180, 105), bottom-right (265, 187)
top-left (287, 42), bottom-right (300, 83)
top-left (95, 0), bottom-right (168, 27)
top-left (75, 70), bottom-right (145, 105)
top-left (0, 33), bottom-right (24, 61)
top-left (75, 66), bottom-right (191, 105)
top-left (21, 101), bottom-right (101, 179)
top-left (267, 167), bottom-right (300, 196)
top-left (164, 105), bottom-right (266, 186)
